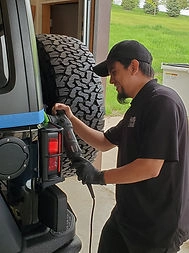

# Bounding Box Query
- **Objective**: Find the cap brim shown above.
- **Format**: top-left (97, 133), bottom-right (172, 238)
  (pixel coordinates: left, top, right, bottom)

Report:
top-left (93, 60), bottom-right (109, 77)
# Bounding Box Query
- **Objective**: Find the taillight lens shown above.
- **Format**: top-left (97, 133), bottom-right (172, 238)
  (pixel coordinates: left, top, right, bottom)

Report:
top-left (48, 134), bottom-right (61, 173)
top-left (39, 123), bottom-right (64, 188)
top-left (48, 138), bottom-right (59, 154)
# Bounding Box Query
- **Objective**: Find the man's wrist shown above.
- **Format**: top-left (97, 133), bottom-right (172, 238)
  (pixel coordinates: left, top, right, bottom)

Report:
top-left (99, 171), bottom-right (106, 185)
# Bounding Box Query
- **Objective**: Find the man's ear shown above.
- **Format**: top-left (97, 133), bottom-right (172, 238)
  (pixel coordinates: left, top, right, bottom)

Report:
top-left (130, 59), bottom-right (139, 75)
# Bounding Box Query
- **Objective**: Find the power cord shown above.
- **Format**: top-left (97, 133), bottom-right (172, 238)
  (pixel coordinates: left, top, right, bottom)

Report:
top-left (87, 184), bottom-right (95, 253)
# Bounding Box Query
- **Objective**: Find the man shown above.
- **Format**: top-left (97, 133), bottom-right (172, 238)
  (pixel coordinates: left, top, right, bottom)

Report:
top-left (52, 40), bottom-right (189, 253)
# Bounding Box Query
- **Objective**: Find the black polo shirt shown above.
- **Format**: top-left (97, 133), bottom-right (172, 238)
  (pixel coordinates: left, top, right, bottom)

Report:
top-left (104, 79), bottom-right (189, 249)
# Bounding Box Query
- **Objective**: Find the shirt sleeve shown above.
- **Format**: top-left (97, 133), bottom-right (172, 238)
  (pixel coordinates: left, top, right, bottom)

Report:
top-left (138, 95), bottom-right (180, 161)
top-left (104, 118), bottom-right (124, 146)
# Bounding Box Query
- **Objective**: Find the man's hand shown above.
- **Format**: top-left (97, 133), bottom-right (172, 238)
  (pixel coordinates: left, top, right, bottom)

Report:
top-left (52, 103), bottom-right (74, 120)
top-left (71, 157), bottom-right (106, 185)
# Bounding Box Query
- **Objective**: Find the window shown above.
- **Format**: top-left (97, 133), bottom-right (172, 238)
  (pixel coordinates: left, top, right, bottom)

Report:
top-left (0, 6), bottom-right (9, 89)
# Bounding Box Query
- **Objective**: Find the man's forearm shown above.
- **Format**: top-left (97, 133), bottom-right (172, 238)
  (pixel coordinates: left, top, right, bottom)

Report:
top-left (52, 103), bottom-right (115, 151)
top-left (103, 158), bottom-right (164, 184)
top-left (70, 115), bottom-right (113, 151)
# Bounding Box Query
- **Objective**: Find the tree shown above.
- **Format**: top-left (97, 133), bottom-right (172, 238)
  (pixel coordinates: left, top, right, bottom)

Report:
top-left (162, 0), bottom-right (189, 14)
top-left (122, 0), bottom-right (139, 10)
top-left (178, 0), bottom-right (189, 9)
top-left (166, 0), bottom-right (181, 17)
top-left (143, 0), bottom-right (159, 15)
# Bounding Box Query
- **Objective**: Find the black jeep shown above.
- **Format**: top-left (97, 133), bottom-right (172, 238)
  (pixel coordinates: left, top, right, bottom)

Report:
top-left (0, 0), bottom-right (104, 252)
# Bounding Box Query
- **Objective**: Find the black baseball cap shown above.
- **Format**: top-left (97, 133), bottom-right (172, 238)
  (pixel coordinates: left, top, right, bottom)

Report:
top-left (93, 40), bottom-right (153, 77)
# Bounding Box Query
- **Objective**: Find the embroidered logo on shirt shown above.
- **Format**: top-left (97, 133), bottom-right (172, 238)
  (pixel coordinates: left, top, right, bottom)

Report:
top-left (128, 116), bottom-right (136, 128)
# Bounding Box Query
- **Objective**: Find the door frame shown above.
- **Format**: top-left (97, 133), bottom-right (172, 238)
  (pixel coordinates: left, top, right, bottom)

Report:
top-left (41, 0), bottom-right (95, 51)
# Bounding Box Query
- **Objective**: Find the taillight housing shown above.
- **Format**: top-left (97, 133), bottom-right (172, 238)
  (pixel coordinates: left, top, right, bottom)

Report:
top-left (39, 123), bottom-right (64, 188)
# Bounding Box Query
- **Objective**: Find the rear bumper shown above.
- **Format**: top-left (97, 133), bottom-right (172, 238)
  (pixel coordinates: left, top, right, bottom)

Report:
top-left (54, 235), bottom-right (82, 253)
top-left (22, 210), bottom-right (81, 253)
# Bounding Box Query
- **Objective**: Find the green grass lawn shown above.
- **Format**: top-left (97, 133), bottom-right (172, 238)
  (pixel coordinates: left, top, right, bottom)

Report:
top-left (105, 5), bottom-right (189, 116)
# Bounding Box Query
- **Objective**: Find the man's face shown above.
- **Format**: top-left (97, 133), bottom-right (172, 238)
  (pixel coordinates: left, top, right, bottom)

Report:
top-left (109, 61), bottom-right (131, 104)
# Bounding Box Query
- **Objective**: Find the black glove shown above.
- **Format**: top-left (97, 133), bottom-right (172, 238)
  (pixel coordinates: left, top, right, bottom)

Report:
top-left (71, 157), bottom-right (106, 185)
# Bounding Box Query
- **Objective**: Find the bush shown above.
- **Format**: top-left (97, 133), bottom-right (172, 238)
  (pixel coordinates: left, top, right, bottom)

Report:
top-left (122, 0), bottom-right (139, 10)
top-left (143, 1), bottom-right (159, 15)
top-left (166, 0), bottom-right (181, 17)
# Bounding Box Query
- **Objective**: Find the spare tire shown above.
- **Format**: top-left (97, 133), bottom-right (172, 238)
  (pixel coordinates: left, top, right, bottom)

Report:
top-left (36, 34), bottom-right (104, 177)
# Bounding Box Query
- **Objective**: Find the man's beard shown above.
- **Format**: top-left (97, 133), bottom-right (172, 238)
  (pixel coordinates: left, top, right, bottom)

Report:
top-left (117, 87), bottom-right (129, 104)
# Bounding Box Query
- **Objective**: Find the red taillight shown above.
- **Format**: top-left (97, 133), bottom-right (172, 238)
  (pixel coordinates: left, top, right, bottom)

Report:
top-left (48, 138), bottom-right (59, 154)
top-left (48, 134), bottom-right (62, 173)
top-left (48, 157), bottom-right (58, 172)
top-left (39, 123), bottom-right (64, 187)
